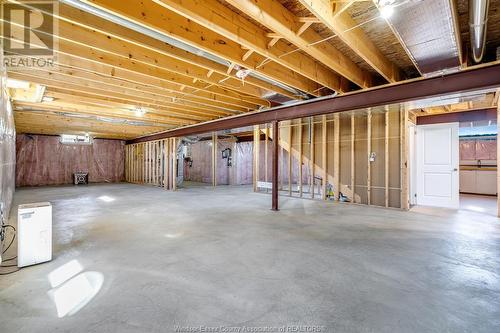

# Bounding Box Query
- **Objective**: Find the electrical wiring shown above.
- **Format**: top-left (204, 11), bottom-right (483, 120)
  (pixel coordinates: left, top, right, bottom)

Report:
top-left (0, 268), bottom-right (20, 275)
top-left (2, 224), bottom-right (16, 255)
top-left (0, 224), bottom-right (19, 275)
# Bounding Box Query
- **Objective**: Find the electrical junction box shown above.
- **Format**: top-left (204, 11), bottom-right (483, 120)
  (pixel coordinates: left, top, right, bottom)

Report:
top-left (17, 202), bottom-right (52, 268)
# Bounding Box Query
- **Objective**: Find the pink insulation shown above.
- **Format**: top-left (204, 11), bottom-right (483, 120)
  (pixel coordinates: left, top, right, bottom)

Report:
top-left (460, 139), bottom-right (497, 160)
top-left (475, 140), bottom-right (496, 160)
top-left (460, 140), bottom-right (476, 160)
top-left (16, 134), bottom-right (125, 187)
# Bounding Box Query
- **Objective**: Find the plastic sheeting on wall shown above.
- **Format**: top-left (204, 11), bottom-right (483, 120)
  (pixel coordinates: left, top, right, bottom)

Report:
top-left (0, 67), bottom-right (15, 219)
top-left (183, 139), bottom-right (255, 186)
top-left (16, 134), bottom-right (125, 187)
top-left (460, 138), bottom-right (497, 160)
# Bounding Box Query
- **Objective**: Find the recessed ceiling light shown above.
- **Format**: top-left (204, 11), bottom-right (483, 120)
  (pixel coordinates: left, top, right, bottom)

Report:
top-left (42, 96), bottom-right (55, 102)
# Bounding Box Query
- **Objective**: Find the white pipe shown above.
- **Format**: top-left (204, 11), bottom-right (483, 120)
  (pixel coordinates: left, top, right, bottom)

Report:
top-left (470, 0), bottom-right (490, 62)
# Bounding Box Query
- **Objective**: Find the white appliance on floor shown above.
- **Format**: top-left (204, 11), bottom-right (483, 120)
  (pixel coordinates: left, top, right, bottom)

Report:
top-left (17, 202), bottom-right (52, 267)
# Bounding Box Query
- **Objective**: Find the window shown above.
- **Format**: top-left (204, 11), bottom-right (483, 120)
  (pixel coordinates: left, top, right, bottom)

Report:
top-left (60, 134), bottom-right (92, 145)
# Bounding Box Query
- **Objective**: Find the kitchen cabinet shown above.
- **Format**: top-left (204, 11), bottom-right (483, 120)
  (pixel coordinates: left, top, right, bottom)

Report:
top-left (460, 168), bottom-right (497, 195)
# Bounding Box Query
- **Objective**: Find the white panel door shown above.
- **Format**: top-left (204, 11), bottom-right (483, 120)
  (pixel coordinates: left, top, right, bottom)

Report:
top-left (416, 123), bottom-right (459, 209)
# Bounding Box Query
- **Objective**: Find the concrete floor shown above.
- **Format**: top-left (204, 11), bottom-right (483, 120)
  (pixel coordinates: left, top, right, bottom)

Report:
top-left (1, 183), bottom-right (499, 332)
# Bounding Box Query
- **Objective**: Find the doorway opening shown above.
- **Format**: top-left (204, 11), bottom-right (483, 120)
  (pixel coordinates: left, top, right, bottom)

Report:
top-left (410, 108), bottom-right (498, 217)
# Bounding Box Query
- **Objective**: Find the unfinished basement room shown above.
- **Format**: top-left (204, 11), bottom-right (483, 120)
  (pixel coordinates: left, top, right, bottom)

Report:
top-left (1, 0), bottom-right (500, 332)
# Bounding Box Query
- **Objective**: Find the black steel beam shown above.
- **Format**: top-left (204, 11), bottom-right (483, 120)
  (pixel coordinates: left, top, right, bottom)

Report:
top-left (128, 63), bottom-right (500, 144)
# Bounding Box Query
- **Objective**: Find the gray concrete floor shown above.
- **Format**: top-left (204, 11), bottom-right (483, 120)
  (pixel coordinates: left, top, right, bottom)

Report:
top-left (1, 183), bottom-right (499, 332)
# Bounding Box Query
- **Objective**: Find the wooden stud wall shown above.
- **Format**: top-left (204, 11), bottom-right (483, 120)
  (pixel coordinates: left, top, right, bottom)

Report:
top-left (252, 106), bottom-right (405, 209)
top-left (125, 138), bottom-right (178, 190)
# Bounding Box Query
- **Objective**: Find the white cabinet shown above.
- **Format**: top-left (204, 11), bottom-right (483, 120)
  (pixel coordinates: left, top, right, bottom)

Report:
top-left (460, 169), bottom-right (497, 195)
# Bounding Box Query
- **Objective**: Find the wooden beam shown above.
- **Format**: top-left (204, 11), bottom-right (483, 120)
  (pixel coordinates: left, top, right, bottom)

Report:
top-left (225, 0), bottom-right (371, 88)
top-left (350, 114), bottom-right (355, 201)
top-left (385, 106), bottom-right (390, 208)
top-left (265, 125), bottom-right (269, 188)
top-left (298, 119), bottom-right (303, 197)
top-left (322, 115), bottom-right (327, 200)
top-left (333, 114), bottom-right (340, 200)
top-left (497, 90), bottom-right (500, 217)
top-left (288, 121), bottom-right (293, 196)
top-left (172, 138), bottom-right (177, 190)
top-left (401, 105), bottom-right (410, 210)
top-left (253, 125), bottom-right (260, 192)
top-left (367, 108), bottom-right (372, 205)
top-left (86, 0), bottom-right (332, 95)
top-left (310, 118), bottom-right (315, 198)
top-left (299, 0), bottom-right (400, 82)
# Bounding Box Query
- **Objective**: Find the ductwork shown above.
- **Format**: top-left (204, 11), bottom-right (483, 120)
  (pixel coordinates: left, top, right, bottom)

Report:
top-left (470, 0), bottom-right (490, 63)
top-left (379, 0), bottom-right (462, 75)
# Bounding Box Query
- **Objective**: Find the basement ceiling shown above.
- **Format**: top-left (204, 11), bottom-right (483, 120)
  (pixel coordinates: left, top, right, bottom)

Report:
top-left (3, 0), bottom-right (499, 140)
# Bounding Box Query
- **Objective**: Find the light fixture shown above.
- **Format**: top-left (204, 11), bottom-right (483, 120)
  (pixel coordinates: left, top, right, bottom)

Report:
top-left (42, 96), bottom-right (55, 102)
top-left (6, 78), bottom-right (30, 89)
top-left (135, 107), bottom-right (146, 117)
top-left (380, 4), bottom-right (394, 18)
top-left (378, 0), bottom-right (396, 19)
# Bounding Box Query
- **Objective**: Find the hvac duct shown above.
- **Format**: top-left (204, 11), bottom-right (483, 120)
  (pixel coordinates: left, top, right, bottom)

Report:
top-left (470, 0), bottom-right (491, 63)
top-left (379, 0), bottom-right (462, 74)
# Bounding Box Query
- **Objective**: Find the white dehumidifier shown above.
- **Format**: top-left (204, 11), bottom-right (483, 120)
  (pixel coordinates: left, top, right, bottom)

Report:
top-left (17, 202), bottom-right (52, 267)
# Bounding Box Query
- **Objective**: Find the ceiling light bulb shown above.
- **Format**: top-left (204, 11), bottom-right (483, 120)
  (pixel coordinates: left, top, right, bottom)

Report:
top-left (135, 107), bottom-right (146, 117)
top-left (380, 5), bottom-right (394, 19)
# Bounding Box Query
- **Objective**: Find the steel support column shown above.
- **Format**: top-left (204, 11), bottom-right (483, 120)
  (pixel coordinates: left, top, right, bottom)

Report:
top-left (272, 120), bottom-right (279, 211)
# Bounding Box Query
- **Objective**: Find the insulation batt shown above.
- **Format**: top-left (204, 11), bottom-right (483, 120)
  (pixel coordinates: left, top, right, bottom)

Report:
top-left (16, 134), bottom-right (125, 187)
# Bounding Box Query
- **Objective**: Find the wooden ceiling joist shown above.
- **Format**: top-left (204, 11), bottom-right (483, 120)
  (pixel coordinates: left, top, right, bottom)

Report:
top-left (8, 70), bottom-right (238, 117)
top-left (224, 0), bottom-right (373, 88)
top-left (84, 0), bottom-right (340, 95)
top-left (7, 72), bottom-right (231, 121)
top-left (14, 111), bottom-right (167, 139)
top-left (13, 101), bottom-right (192, 126)
top-left (3, 19), bottom-right (267, 110)
top-left (24, 65), bottom-right (255, 112)
top-left (11, 1), bottom-right (278, 103)
top-left (299, 0), bottom-right (401, 82)
top-left (42, 88), bottom-right (219, 123)
top-left (55, 54), bottom-right (261, 109)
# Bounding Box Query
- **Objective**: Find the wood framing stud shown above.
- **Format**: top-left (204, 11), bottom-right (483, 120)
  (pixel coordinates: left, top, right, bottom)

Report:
top-left (367, 108), bottom-right (372, 205)
top-left (350, 114), bottom-right (355, 201)
top-left (322, 115), bottom-right (327, 200)
top-left (385, 106), bottom-right (390, 207)
top-left (497, 89), bottom-right (500, 217)
top-left (333, 113), bottom-right (340, 200)
top-left (212, 132), bottom-right (217, 187)
top-left (288, 121), bottom-right (293, 196)
top-left (298, 118), bottom-right (303, 197)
